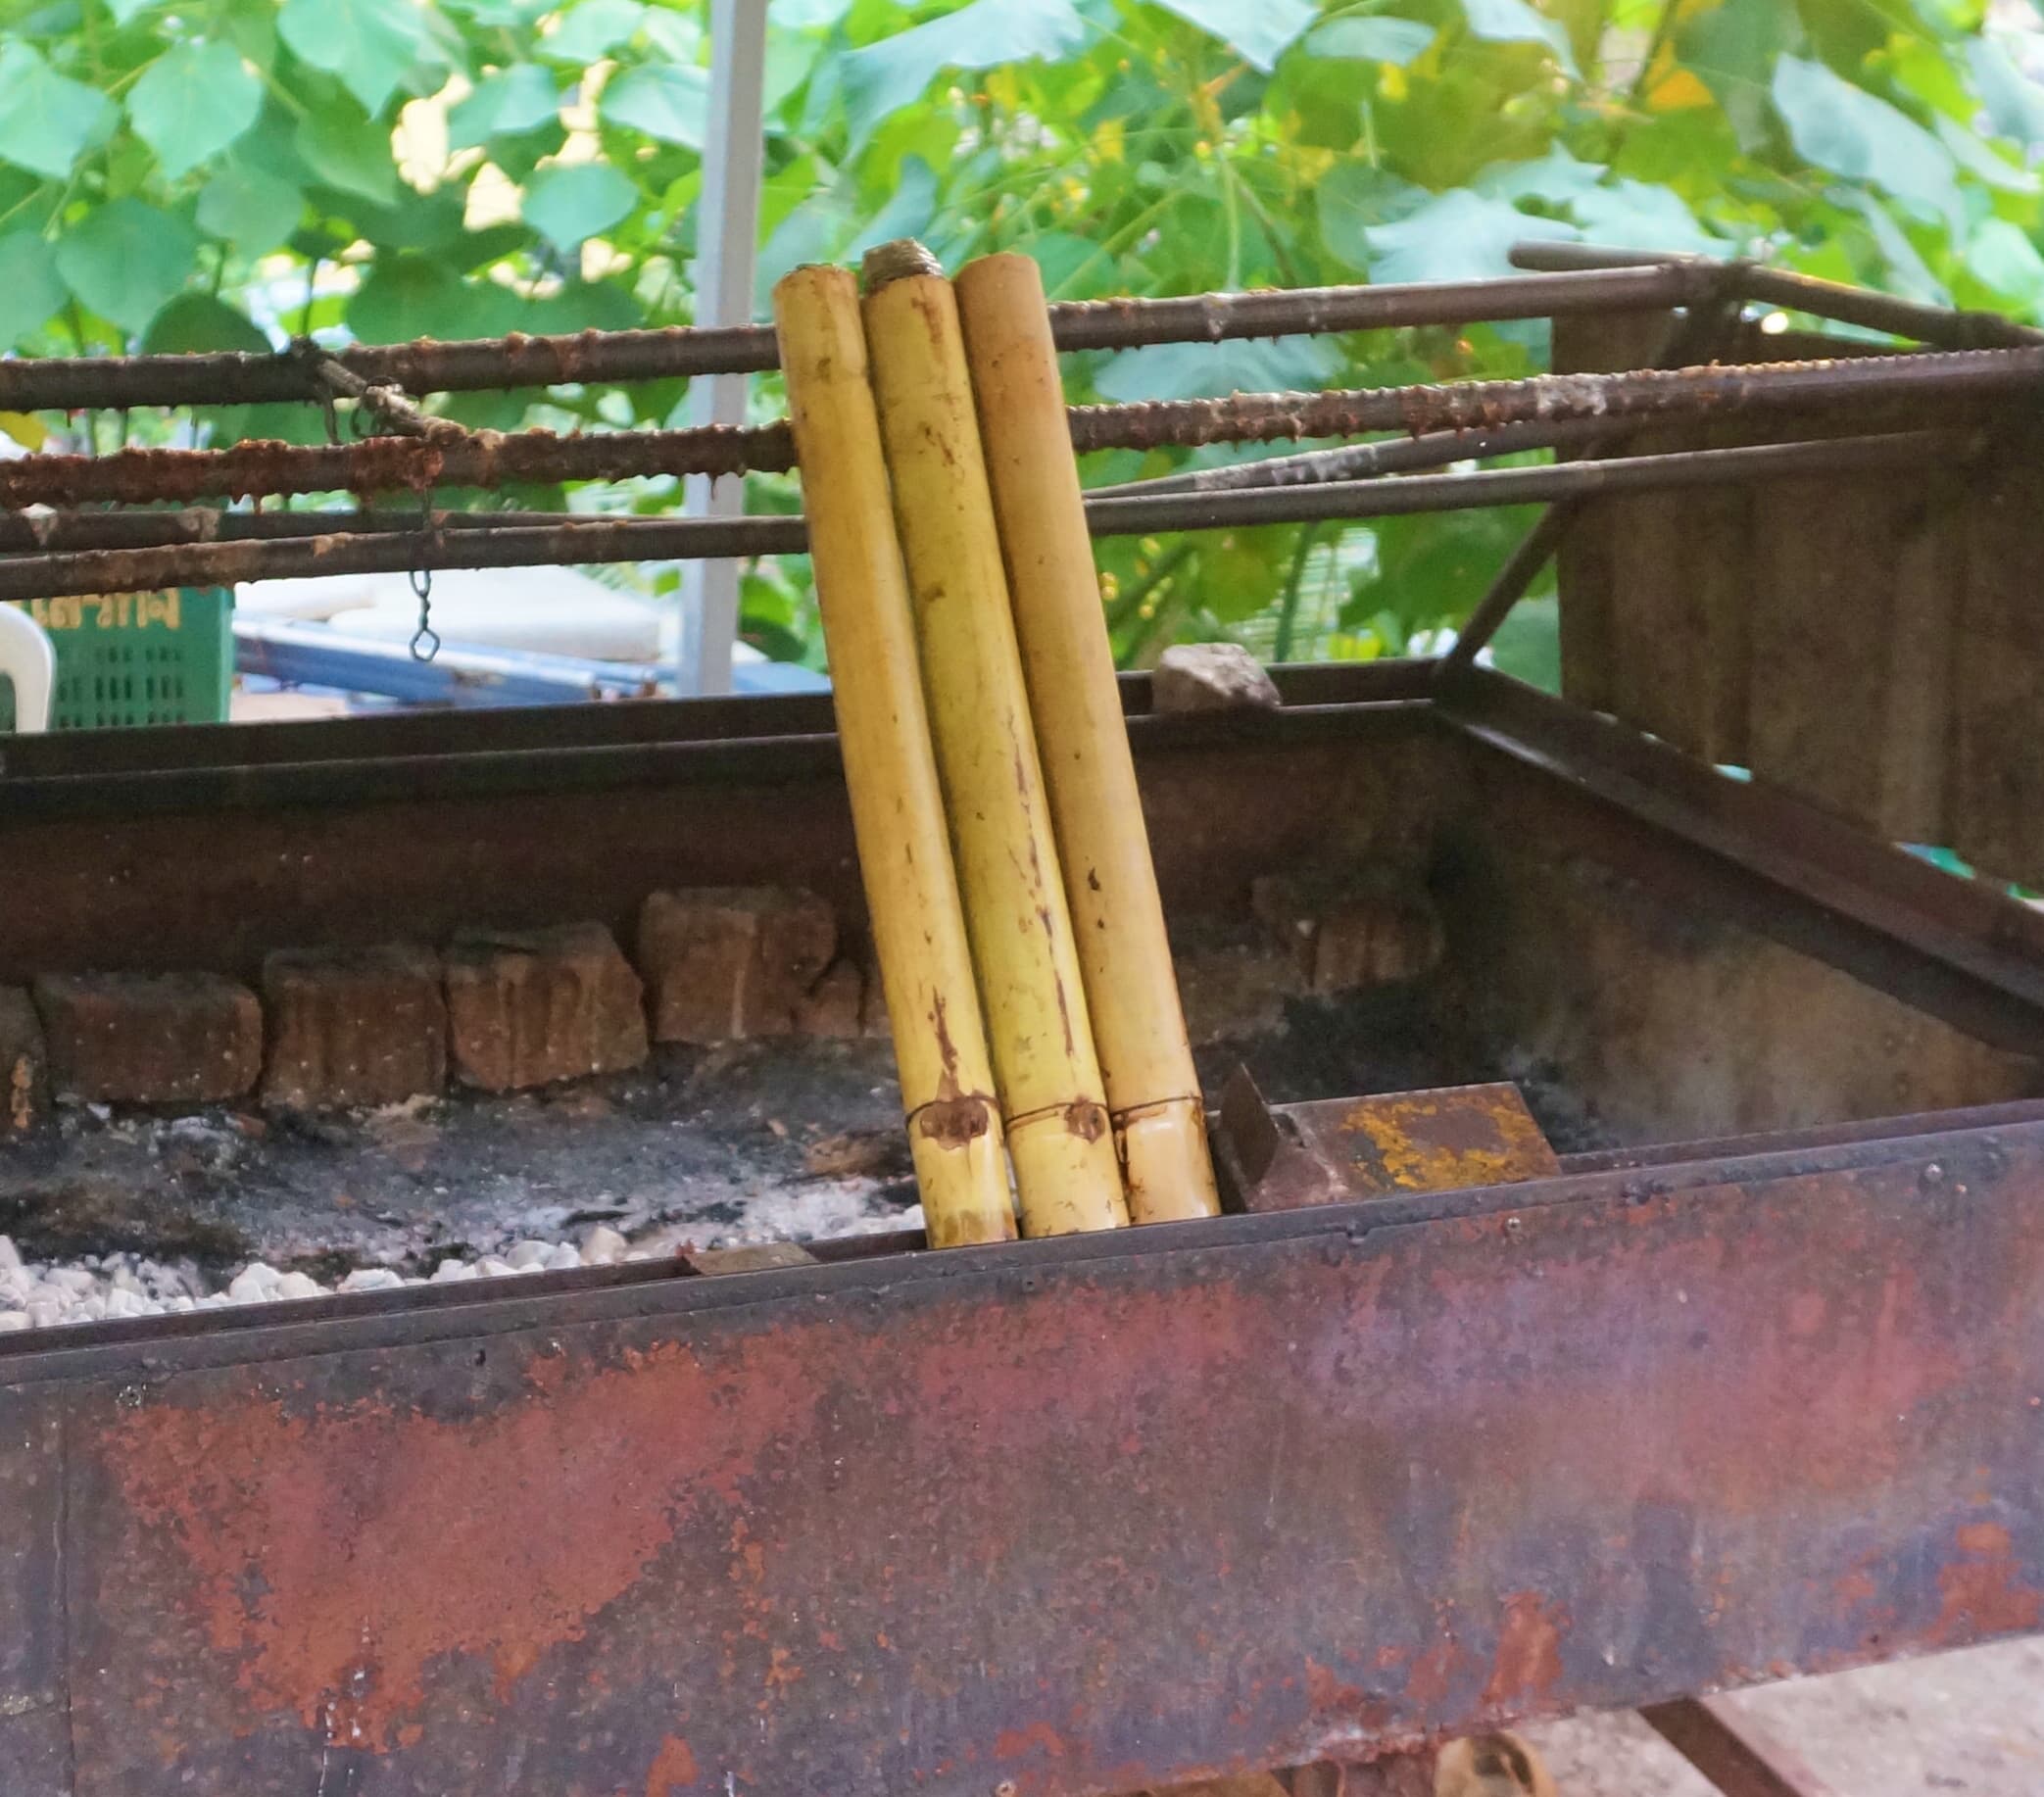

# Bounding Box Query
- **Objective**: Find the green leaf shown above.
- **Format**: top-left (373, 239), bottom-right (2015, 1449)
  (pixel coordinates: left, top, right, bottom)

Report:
top-left (140, 292), bottom-right (271, 354)
top-left (1023, 228), bottom-right (1106, 297)
top-left (845, 155), bottom-right (940, 262)
top-left (1966, 219), bottom-right (2044, 310)
top-left (346, 255), bottom-right (475, 342)
top-left (1844, 191), bottom-right (1946, 304)
top-left (543, 0), bottom-right (648, 62)
top-left (0, 232), bottom-right (65, 349)
top-left (1771, 55), bottom-right (1961, 230)
top-left (1970, 37), bottom-right (2044, 149)
top-left (600, 64), bottom-right (709, 148)
top-left (1093, 334), bottom-right (1337, 403)
top-left (294, 108), bottom-right (400, 205)
top-left (198, 161), bottom-right (305, 252)
top-left (448, 65), bottom-right (561, 149)
top-left (1460, 0), bottom-right (1580, 77)
top-left (1934, 115), bottom-right (2040, 194)
top-left (1149, 0), bottom-right (1315, 73)
top-left (841, 0), bottom-right (1093, 144)
top-left (1306, 17), bottom-right (1435, 65)
top-left (1570, 179), bottom-right (1721, 256)
top-left (1364, 188), bottom-right (1577, 284)
top-left (1475, 145), bottom-right (1608, 203)
top-left (0, 43), bottom-right (117, 181)
top-left (1485, 594), bottom-right (1560, 693)
top-left (105, 0), bottom-right (166, 20)
top-left (523, 161), bottom-right (637, 251)
top-left (1317, 161), bottom-right (1429, 269)
top-left (278, 0), bottom-right (432, 115)
top-left (53, 198), bottom-right (199, 333)
top-left (127, 41), bottom-right (263, 179)
top-left (520, 277), bottom-right (645, 332)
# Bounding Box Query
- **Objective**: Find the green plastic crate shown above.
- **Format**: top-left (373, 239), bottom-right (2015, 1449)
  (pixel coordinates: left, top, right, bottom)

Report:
top-left (0, 589), bottom-right (234, 732)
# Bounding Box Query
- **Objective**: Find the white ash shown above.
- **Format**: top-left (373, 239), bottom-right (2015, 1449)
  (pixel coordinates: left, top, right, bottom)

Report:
top-left (0, 1195), bottom-right (925, 1336)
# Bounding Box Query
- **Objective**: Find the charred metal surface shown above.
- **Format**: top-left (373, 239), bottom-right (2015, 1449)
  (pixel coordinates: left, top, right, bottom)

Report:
top-left (0, 266), bottom-right (1715, 413)
top-left (0, 702), bottom-right (1443, 980)
top-left (1435, 667), bottom-right (2044, 1057)
top-left (1, 1118), bottom-right (2039, 1795)
top-left (1216, 1068), bottom-right (1559, 1212)
top-left (0, 431), bottom-right (1964, 603)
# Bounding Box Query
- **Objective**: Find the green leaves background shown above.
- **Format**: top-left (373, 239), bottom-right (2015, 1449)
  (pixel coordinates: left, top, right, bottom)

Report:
top-left (2, 0), bottom-right (2042, 672)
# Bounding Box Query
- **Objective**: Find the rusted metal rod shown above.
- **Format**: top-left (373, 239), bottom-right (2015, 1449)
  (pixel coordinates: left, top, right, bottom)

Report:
top-left (1063, 348), bottom-right (2043, 455)
top-left (3, 349), bottom-right (2033, 510)
top-left (312, 357), bottom-right (466, 442)
top-left (1437, 295), bottom-right (1740, 676)
top-left (1508, 239), bottom-right (2044, 351)
top-left (0, 265), bottom-right (1722, 413)
top-left (0, 431), bottom-right (1954, 602)
top-left (1639, 1697), bottom-right (1846, 1797)
top-left (0, 419), bottom-right (795, 509)
top-left (1086, 415), bottom-right (1630, 500)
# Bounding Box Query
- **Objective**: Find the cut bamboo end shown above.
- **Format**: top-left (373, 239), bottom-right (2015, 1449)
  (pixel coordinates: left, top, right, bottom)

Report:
top-left (955, 250), bottom-right (1221, 1223)
top-left (1006, 1100), bottom-right (1132, 1237)
top-left (859, 242), bottom-right (1126, 1239)
top-left (772, 262), bottom-right (1015, 1248)
top-left (1117, 1098), bottom-right (1222, 1226)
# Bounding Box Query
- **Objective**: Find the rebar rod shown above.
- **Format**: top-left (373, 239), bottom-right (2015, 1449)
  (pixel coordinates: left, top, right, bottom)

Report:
top-left (1, 349), bottom-right (2032, 511)
top-left (1085, 416), bottom-right (1630, 500)
top-left (0, 431), bottom-right (1956, 604)
top-left (312, 357), bottom-right (466, 442)
top-left (1507, 240), bottom-right (2044, 351)
top-left (0, 264), bottom-right (1724, 413)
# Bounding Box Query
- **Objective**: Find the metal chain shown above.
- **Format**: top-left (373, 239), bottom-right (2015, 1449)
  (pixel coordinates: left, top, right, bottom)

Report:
top-left (409, 486), bottom-right (439, 662)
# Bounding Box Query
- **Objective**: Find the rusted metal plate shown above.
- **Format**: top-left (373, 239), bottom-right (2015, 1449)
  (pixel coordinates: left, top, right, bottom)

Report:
top-left (4, 1117), bottom-right (2039, 1795)
top-left (0, 1391), bottom-right (68, 1797)
top-left (1216, 1069), bottom-right (1559, 1212)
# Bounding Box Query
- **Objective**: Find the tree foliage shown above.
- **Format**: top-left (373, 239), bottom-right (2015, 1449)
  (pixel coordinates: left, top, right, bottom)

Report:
top-left (2, 0), bottom-right (2041, 669)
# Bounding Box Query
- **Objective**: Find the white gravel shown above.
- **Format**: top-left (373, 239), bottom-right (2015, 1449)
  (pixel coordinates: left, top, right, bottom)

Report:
top-left (0, 1199), bottom-right (922, 1335)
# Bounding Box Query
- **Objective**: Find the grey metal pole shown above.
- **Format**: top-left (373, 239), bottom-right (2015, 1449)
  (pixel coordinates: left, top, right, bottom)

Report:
top-left (676, 0), bottom-right (769, 696)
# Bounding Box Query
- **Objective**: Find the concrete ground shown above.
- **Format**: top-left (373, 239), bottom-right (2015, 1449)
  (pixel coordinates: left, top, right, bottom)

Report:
top-left (1521, 1634), bottom-right (2044, 1794)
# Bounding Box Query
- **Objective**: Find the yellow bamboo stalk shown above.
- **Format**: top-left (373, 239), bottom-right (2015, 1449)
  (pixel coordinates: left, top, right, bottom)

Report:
top-left (772, 264), bottom-right (1015, 1249)
top-left (858, 241), bottom-right (1129, 1238)
top-left (954, 252), bottom-right (1221, 1225)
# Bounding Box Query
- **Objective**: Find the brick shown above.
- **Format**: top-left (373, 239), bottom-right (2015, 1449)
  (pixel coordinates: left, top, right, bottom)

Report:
top-left (796, 960), bottom-right (863, 1040)
top-left (636, 888), bottom-right (836, 1044)
top-left (1310, 888), bottom-right (1445, 994)
top-left (444, 923), bottom-right (648, 1092)
top-left (32, 972), bottom-right (262, 1104)
top-left (0, 987), bottom-right (47, 1134)
top-left (1248, 874), bottom-right (1322, 978)
top-left (262, 944), bottom-right (448, 1111)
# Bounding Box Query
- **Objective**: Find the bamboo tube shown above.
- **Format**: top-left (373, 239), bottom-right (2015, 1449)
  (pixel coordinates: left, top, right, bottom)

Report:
top-left (772, 265), bottom-right (1015, 1248)
top-left (859, 241), bottom-right (1129, 1238)
top-left (955, 252), bottom-right (1221, 1225)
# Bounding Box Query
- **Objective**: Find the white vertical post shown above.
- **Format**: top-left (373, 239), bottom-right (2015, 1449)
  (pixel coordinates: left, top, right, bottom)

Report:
top-left (677, 0), bottom-right (769, 696)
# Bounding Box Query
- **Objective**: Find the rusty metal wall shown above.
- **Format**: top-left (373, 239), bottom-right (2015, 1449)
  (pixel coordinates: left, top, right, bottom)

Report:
top-left (0, 1114), bottom-right (2039, 1795)
top-left (1554, 316), bottom-right (2044, 887)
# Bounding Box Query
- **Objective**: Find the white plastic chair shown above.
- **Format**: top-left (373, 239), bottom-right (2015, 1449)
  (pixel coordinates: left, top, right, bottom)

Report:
top-left (0, 604), bottom-right (56, 734)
